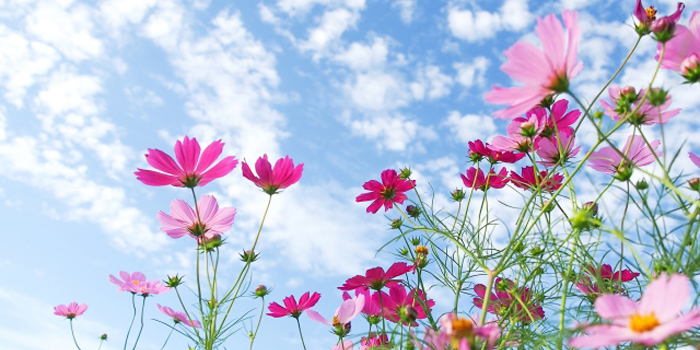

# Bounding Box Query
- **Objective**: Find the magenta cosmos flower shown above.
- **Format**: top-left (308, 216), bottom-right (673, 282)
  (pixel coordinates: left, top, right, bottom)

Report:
top-left (339, 262), bottom-right (413, 291)
top-left (157, 195), bottom-right (236, 240)
top-left (356, 169), bottom-right (415, 214)
top-left (569, 273), bottom-right (700, 348)
top-left (576, 264), bottom-right (640, 297)
top-left (461, 167), bottom-right (509, 191)
top-left (474, 278), bottom-right (544, 322)
top-left (157, 304), bottom-right (201, 328)
top-left (373, 285), bottom-right (435, 325)
top-left (267, 291), bottom-right (321, 319)
top-left (468, 140), bottom-right (525, 164)
top-left (600, 85), bottom-right (680, 125)
top-left (588, 135), bottom-right (660, 175)
top-left (109, 271), bottom-right (170, 296)
top-left (510, 167), bottom-right (564, 193)
top-left (54, 302), bottom-right (87, 319)
top-left (307, 294), bottom-right (365, 336)
top-left (135, 136), bottom-right (238, 188)
top-left (485, 11), bottom-right (582, 119)
top-left (242, 154), bottom-right (303, 195)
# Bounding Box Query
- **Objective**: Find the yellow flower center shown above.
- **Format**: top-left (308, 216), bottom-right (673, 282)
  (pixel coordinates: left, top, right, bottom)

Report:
top-left (332, 316), bottom-right (341, 327)
top-left (452, 316), bottom-right (474, 337)
top-left (629, 313), bottom-right (660, 333)
top-left (415, 245), bottom-right (428, 255)
top-left (132, 280), bottom-right (140, 286)
top-left (645, 6), bottom-right (657, 21)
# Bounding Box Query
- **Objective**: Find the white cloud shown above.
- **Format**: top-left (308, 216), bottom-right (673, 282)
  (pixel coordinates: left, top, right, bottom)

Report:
top-left (411, 65), bottom-right (453, 100)
top-left (333, 37), bottom-right (388, 71)
top-left (98, 0), bottom-right (158, 38)
top-left (275, 0), bottom-right (366, 17)
top-left (454, 56), bottom-right (489, 89)
top-left (347, 72), bottom-right (411, 111)
top-left (392, 0), bottom-right (416, 24)
top-left (447, 0), bottom-right (532, 42)
top-left (442, 111), bottom-right (497, 145)
top-left (300, 8), bottom-right (359, 58)
top-left (345, 112), bottom-right (436, 151)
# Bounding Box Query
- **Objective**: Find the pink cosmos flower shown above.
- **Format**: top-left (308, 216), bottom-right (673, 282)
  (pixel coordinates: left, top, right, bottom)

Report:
top-left (510, 167), bottom-right (564, 193)
top-left (356, 169), bottom-right (415, 214)
top-left (635, 0), bottom-right (685, 32)
top-left (339, 262), bottom-right (413, 291)
top-left (241, 154), bottom-right (303, 195)
top-left (600, 85), bottom-right (680, 125)
top-left (157, 304), bottom-right (201, 328)
top-left (420, 313), bottom-right (500, 350)
top-left (657, 10), bottom-right (699, 71)
top-left (373, 285), bottom-right (435, 325)
top-left (588, 135), bottom-right (661, 175)
top-left (157, 195), bottom-right (236, 241)
top-left (54, 302), bottom-right (87, 319)
top-left (491, 109), bottom-right (547, 153)
top-left (135, 136), bottom-right (238, 188)
top-left (267, 291), bottom-right (321, 319)
top-left (536, 133), bottom-right (580, 167)
top-left (343, 289), bottom-right (382, 320)
top-left (690, 152), bottom-right (700, 167)
top-left (473, 278), bottom-right (545, 323)
top-left (109, 271), bottom-right (170, 296)
top-left (461, 167), bottom-right (509, 191)
top-left (307, 294), bottom-right (365, 336)
top-left (569, 273), bottom-right (700, 348)
top-left (540, 99), bottom-right (580, 138)
top-left (485, 11), bottom-right (582, 119)
top-left (360, 333), bottom-right (391, 349)
top-left (576, 264), bottom-right (640, 297)
top-left (468, 140), bottom-right (525, 164)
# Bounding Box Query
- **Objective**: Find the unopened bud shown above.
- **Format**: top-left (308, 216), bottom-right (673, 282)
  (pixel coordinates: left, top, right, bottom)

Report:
top-left (239, 250), bottom-right (260, 263)
top-left (410, 237), bottom-right (421, 246)
top-left (451, 188), bottom-right (466, 202)
top-left (651, 16), bottom-right (676, 42)
top-left (406, 205), bottom-right (421, 218)
top-left (689, 178), bottom-right (700, 191)
top-left (614, 166), bottom-right (634, 182)
top-left (99, 334), bottom-right (108, 341)
top-left (520, 121), bottom-right (537, 138)
top-left (636, 179), bottom-right (649, 190)
top-left (391, 218), bottom-right (403, 229)
top-left (400, 167), bottom-right (412, 179)
top-left (165, 274), bottom-right (184, 288)
top-left (647, 88), bottom-right (669, 107)
top-left (403, 306), bottom-right (418, 323)
top-left (583, 201), bottom-right (598, 216)
top-left (530, 246), bottom-right (544, 256)
top-left (254, 285), bottom-right (269, 297)
top-left (620, 86), bottom-right (636, 96)
top-left (681, 53), bottom-right (700, 84)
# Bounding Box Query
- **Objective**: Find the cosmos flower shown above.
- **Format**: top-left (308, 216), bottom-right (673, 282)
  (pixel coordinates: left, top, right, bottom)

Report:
top-left (339, 262), bottom-right (413, 291)
top-left (307, 294), bottom-right (365, 336)
top-left (373, 285), bottom-right (435, 325)
top-left (536, 133), bottom-right (580, 167)
top-left (356, 169), bottom-right (415, 214)
top-left (576, 264), bottom-right (640, 297)
top-left (461, 167), bottom-right (509, 191)
top-left (600, 85), bottom-right (680, 125)
top-left (473, 278), bottom-right (545, 323)
top-left (420, 313), bottom-right (500, 350)
top-left (54, 302), bottom-right (87, 319)
top-left (157, 195), bottom-right (236, 240)
top-left (485, 11), bottom-right (582, 119)
top-left (109, 271), bottom-right (170, 296)
top-left (157, 304), bottom-right (201, 328)
top-left (569, 273), bottom-right (700, 348)
top-left (135, 136), bottom-right (238, 188)
top-left (242, 154), bottom-right (304, 195)
top-left (510, 167), bottom-right (564, 193)
top-left (657, 10), bottom-right (699, 75)
top-left (634, 0), bottom-right (685, 33)
top-left (587, 135), bottom-right (660, 175)
top-left (468, 140), bottom-right (525, 164)
top-left (267, 291), bottom-right (321, 319)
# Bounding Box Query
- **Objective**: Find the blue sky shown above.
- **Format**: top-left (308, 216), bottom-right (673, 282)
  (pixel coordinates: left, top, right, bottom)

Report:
top-left (2, 0), bottom-right (700, 349)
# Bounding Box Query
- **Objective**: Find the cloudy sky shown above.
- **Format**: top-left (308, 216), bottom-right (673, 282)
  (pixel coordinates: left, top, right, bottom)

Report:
top-left (1, 0), bottom-right (700, 349)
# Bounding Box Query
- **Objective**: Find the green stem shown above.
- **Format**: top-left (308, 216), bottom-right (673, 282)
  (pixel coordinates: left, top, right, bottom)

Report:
top-left (159, 327), bottom-right (175, 350)
top-left (69, 319), bottom-right (83, 350)
top-left (130, 296), bottom-right (147, 350)
top-left (295, 317), bottom-right (308, 350)
top-left (123, 293), bottom-right (137, 350)
top-left (249, 297), bottom-right (265, 350)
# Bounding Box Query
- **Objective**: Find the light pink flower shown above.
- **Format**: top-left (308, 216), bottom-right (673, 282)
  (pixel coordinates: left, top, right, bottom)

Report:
top-left (356, 170), bottom-right (415, 214)
top-left (690, 152), bottom-right (700, 168)
top-left (490, 109), bottom-right (546, 153)
top-left (342, 289), bottom-right (382, 319)
top-left (600, 85), bottom-right (680, 125)
top-left (135, 136), bottom-right (238, 188)
top-left (569, 273), bottom-right (700, 348)
top-left (109, 271), bottom-right (170, 296)
top-left (536, 133), bottom-right (580, 167)
top-left (588, 135), bottom-right (660, 174)
top-left (157, 195), bottom-right (236, 240)
top-left (421, 313), bottom-right (500, 350)
top-left (332, 340), bottom-right (354, 350)
top-left (54, 302), bottom-right (87, 319)
top-left (485, 11), bottom-right (582, 119)
top-left (360, 333), bottom-right (391, 349)
top-left (267, 291), bottom-right (321, 319)
top-left (461, 167), bottom-right (509, 191)
top-left (307, 294), bottom-right (365, 336)
top-left (157, 304), bottom-right (201, 328)
top-left (339, 262), bottom-right (413, 291)
top-left (242, 154), bottom-right (303, 195)
top-left (657, 10), bottom-right (699, 71)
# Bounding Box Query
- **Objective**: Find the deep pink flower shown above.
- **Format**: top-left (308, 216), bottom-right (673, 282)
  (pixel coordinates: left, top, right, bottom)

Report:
top-left (157, 304), bottom-right (201, 328)
top-left (588, 135), bottom-right (661, 175)
top-left (135, 136), bottom-right (238, 188)
top-left (54, 302), bottom-right (87, 319)
top-left (373, 285), bottom-right (435, 325)
top-left (541, 99), bottom-right (580, 138)
top-left (657, 10), bottom-right (699, 72)
top-left (576, 264), bottom-right (640, 297)
top-left (491, 109), bottom-right (547, 153)
top-left (242, 154), bottom-right (303, 195)
top-left (339, 262), bottom-right (413, 291)
top-left (510, 167), bottom-right (564, 193)
top-left (569, 273), bottom-right (700, 348)
top-left (690, 152), bottom-right (700, 167)
top-left (485, 11), bottom-right (582, 119)
top-left (109, 271), bottom-right (170, 296)
top-left (635, 0), bottom-right (685, 32)
top-left (157, 195), bottom-right (236, 241)
top-left (473, 278), bottom-right (544, 323)
top-left (356, 169), bottom-right (415, 214)
top-left (307, 294), bottom-right (364, 336)
top-left (536, 133), bottom-right (580, 167)
top-left (600, 85), bottom-right (680, 125)
top-left (468, 140), bottom-right (525, 164)
top-left (461, 167), bottom-right (509, 191)
top-left (267, 291), bottom-right (321, 319)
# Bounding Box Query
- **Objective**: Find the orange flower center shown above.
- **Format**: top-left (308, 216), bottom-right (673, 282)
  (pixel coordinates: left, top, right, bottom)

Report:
top-left (415, 245), bottom-right (429, 255)
top-left (132, 280), bottom-right (140, 286)
top-left (629, 313), bottom-right (660, 333)
top-left (332, 316), bottom-right (341, 327)
top-left (451, 316), bottom-right (474, 337)
top-left (645, 6), bottom-right (657, 21)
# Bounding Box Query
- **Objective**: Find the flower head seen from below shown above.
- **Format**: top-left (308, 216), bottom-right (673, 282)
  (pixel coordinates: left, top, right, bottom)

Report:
top-left (339, 262), bottom-right (413, 291)
top-left (634, 0), bottom-right (685, 35)
top-left (473, 278), bottom-right (544, 323)
top-left (306, 294), bottom-right (365, 336)
top-left (536, 133), bottom-right (580, 167)
top-left (588, 135), bottom-right (661, 178)
top-left (600, 85), bottom-right (680, 125)
top-left (54, 302), bottom-right (87, 319)
top-left (569, 273), bottom-right (700, 348)
top-left (485, 10), bottom-right (582, 119)
top-left (267, 291), bottom-right (321, 319)
top-left (373, 285), bottom-right (435, 325)
top-left (461, 167), bottom-right (509, 191)
top-left (241, 154), bottom-right (303, 195)
top-left (109, 271), bottom-right (170, 296)
top-left (356, 169), bottom-right (415, 214)
top-left (468, 140), bottom-right (525, 164)
top-left (423, 313), bottom-right (500, 350)
top-left (157, 304), bottom-right (201, 328)
top-left (135, 136), bottom-right (238, 188)
top-left (510, 167), bottom-right (564, 193)
top-left (576, 264), bottom-right (640, 297)
top-left (657, 10), bottom-right (699, 80)
top-left (157, 195), bottom-right (236, 241)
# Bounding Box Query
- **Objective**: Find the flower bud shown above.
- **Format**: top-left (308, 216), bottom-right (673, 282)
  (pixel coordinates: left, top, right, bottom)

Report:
top-left (411, 237), bottom-right (422, 246)
top-left (100, 334), bottom-right (108, 341)
top-left (520, 121), bottom-right (537, 138)
top-left (404, 341), bottom-right (416, 350)
top-left (689, 177), bottom-right (700, 191)
top-left (680, 53), bottom-right (700, 84)
top-left (391, 218), bottom-right (403, 229)
top-left (614, 166), bottom-right (634, 182)
top-left (239, 249), bottom-right (260, 263)
top-left (451, 188), bottom-right (466, 202)
top-left (399, 167), bottom-right (412, 179)
top-left (582, 201), bottom-right (598, 217)
top-left (530, 246), bottom-right (544, 257)
top-left (406, 205), bottom-right (421, 218)
top-left (541, 200), bottom-right (555, 213)
top-left (402, 306), bottom-right (418, 323)
top-left (620, 86), bottom-right (636, 97)
top-left (635, 179), bottom-right (649, 190)
top-left (254, 285), bottom-right (269, 298)
top-left (651, 16), bottom-right (676, 42)
top-left (165, 274), bottom-right (184, 288)
top-left (593, 110), bottom-right (604, 120)
top-left (647, 88), bottom-right (669, 107)
top-left (199, 234), bottom-right (223, 251)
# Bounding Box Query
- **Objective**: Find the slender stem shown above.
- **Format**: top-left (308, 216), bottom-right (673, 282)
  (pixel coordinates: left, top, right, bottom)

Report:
top-left (123, 293), bottom-right (137, 350)
top-left (69, 319), bottom-right (83, 350)
top-left (159, 327), bottom-right (175, 350)
top-left (478, 269), bottom-right (496, 326)
top-left (131, 296), bottom-right (147, 350)
top-left (249, 297), bottom-right (265, 350)
top-left (98, 339), bottom-right (105, 350)
top-left (295, 317), bottom-right (308, 350)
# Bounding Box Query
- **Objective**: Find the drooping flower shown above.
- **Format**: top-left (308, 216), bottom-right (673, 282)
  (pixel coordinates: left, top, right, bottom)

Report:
top-left (473, 278), bottom-right (545, 322)
top-left (54, 302), bottom-right (88, 319)
top-left (109, 271), bottom-right (170, 296)
top-left (600, 85), bottom-right (680, 125)
top-left (510, 167), bottom-right (564, 193)
top-left (634, 0), bottom-right (685, 34)
top-left (339, 262), bottom-right (413, 291)
top-left (307, 294), bottom-right (365, 336)
top-left (690, 152), bottom-right (700, 168)
top-left (373, 285), bottom-right (435, 325)
top-left (267, 291), bottom-right (321, 319)
top-left (536, 133), bottom-right (580, 167)
top-left (157, 195), bottom-right (236, 241)
top-left (485, 11), bottom-right (582, 119)
top-left (157, 304), bottom-right (201, 328)
top-left (588, 135), bottom-right (661, 176)
top-left (356, 169), bottom-right (416, 214)
top-left (576, 264), bottom-right (640, 297)
top-left (569, 273), bottom-right (700, 348)
top-left (241, 154), bottom-right (303, 195)
top-left (657, 10), bottom-right (699, 78)
top-left (135, 136), bottom-right (238, 188)
top-left (461, 167), bottom-right (509, 191)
